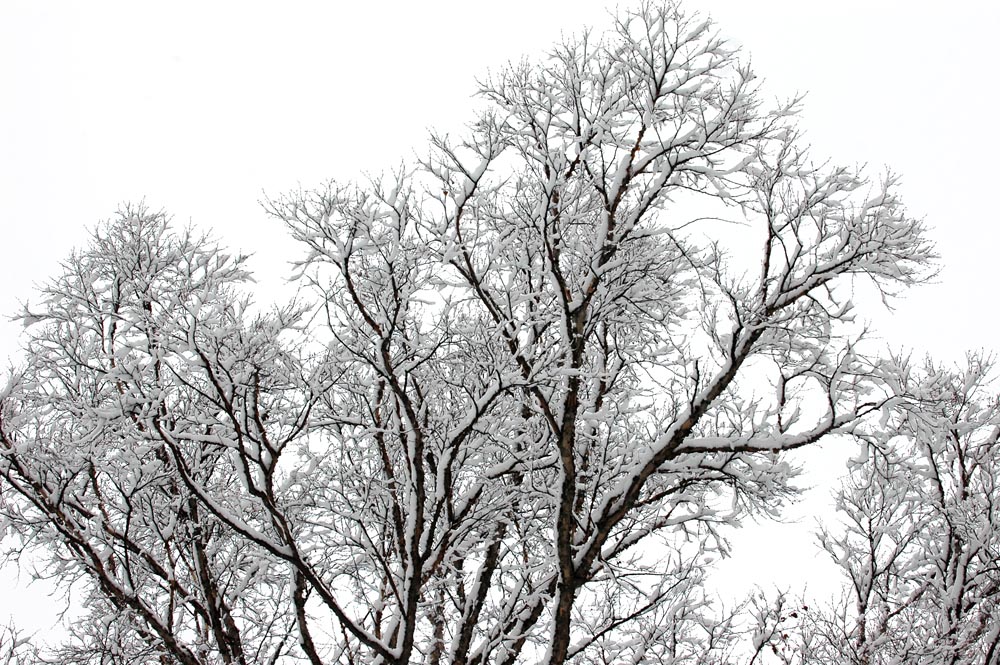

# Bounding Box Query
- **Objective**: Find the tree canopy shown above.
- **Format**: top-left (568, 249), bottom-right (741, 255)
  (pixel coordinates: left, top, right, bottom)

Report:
top-left (3, 3), bottom-right (990, 665)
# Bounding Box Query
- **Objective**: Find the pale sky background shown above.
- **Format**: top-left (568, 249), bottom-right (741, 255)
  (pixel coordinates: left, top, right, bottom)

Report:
top-left (1, 0), bottom-right (998, 642)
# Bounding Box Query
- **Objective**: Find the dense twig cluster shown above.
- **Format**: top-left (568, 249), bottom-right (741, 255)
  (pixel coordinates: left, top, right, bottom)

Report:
top-left (0, 3), bottom-right (943, 664)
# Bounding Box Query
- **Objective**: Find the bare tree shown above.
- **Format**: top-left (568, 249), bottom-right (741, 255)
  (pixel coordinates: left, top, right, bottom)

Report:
top-left (0, 212), bottom-right (308, 664)
top-left (0, 624), bottom-right (35, 665)
top-left (779, 355), bottom-right (1000, 665)
top-left (0, 3), bottom-right (935, 664)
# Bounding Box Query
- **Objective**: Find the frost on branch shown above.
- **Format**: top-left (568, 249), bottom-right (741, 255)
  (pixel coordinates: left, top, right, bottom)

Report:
top-left (0, 3), bottom-right (935, 664)
top-left (0, 208), bottom-right (308, 665)
top-left (799, 355), bottom-right (1000, 665)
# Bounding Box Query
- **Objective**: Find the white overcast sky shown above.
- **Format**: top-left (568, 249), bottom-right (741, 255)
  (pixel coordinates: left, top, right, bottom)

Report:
top-left (1, 0), bottom-right (998, 638)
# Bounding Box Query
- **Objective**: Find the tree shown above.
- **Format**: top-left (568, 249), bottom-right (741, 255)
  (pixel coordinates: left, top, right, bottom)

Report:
top-left (0, 3), bottom-right (934, 664)
top-left (774, 355), bottom-right (1000, 665)
top-left (0, 624), bottom-right (35, 665)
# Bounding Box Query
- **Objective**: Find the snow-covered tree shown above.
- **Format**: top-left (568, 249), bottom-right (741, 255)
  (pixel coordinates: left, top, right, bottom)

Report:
top-left (0, 3), bottom-right (935, 664)
top-left (780, 355), bottom-right (1000, 665)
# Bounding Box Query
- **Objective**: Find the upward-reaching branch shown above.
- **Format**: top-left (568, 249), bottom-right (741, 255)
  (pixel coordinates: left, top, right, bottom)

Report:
top-left (0, 3), bottom-right (937, 664)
